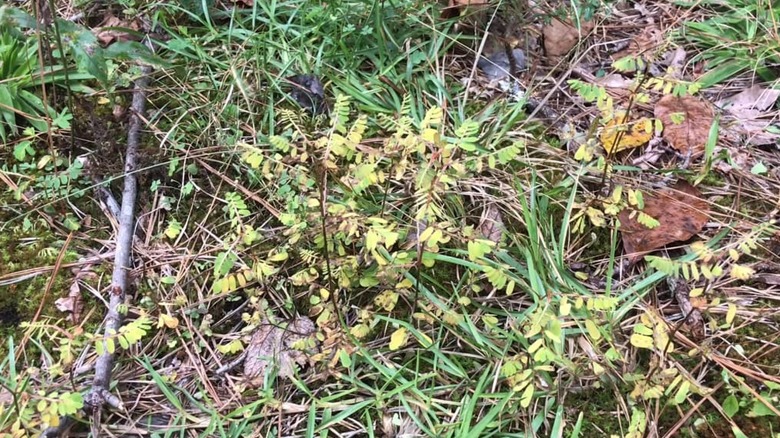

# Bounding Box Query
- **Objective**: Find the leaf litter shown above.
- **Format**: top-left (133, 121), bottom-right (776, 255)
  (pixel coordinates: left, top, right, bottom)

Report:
top-left (618, 180), bottom-right (710, 263)
top-left (654, 95), bottom-right (715, 159)
top-left (717, 85), bottom-right (780, 146)
top-left (242, 316), bottom-right (317, 386)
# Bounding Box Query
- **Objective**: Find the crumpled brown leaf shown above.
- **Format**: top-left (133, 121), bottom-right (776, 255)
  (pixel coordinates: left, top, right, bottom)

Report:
top-left (94, 14), bottom-right (141, 46)
top-left (478, 204), bottom-right (505, 244)
top-left (243, 316), bottom-right (316, 386)
top-left (612, 25), bottom-right (663, 60)
top-left (717, 85), bottom-right (780, 146)
top-left (654, 95), bottom-right (715, 158)
top-left (619, 180), bottom-right (710, 263)
top-left (55, 267), bottom-right (95, 323)
top-left (543, 18), bottom-right (594, 57)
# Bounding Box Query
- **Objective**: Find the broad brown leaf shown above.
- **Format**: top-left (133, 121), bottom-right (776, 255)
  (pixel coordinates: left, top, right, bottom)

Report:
top-left (543, 18), bottom-right (594, 57)
top-left (94, 14), bottom-right (141, 45)
top-left (478, 203), bottom-right (505, 244)
top-left (717, 85), bottom-right (780, 146)
top-left (619, 180), bottom-right (709, 263)
top-left (611, 26), bottom-right (663, 60)
top-left (654, 95), bottom-right (714, 158)
top-left (243, 317), bottom-right (316, 386)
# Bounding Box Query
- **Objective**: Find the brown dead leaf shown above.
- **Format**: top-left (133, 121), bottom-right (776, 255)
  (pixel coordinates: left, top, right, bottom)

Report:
top-left (243, 317), bottom-right (316, 386)
top-left (449, 0), bottom-right (490, 6)
top-left (667, 277), bottom-right (705, 340)
top-left (654, 95), bottom-right (715, 158)
top-left (478, 204), bottom-right (505, 244)
top-left (95, 14), bottom-right (140, 45)
top-left (442, 0), bottom-right (490, 17)
top-left (612, 26), bottom-right (663, 60)
top-left (619, 180), bottom-right (710, 263)
top-left (717, 85), bottom-right (780, 146)
top-left (719, 85), bottom-right (780, 114)
top-left (543, 18), bottom-right (594, 57)
top-left (55, 267), bottom-right (95, 323)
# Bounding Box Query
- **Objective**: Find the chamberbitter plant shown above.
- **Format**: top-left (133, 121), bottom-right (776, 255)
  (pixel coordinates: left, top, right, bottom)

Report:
top-left (646, 220), bottom-right (776, 284)
top-left (212, 92), bottom-right (648, 422)
top-left (1, 335), bottom-right (84, 434)
top-left (566, 54), bottom-right (705, 235)
top-left (0, 313), bottom-right (150, 434)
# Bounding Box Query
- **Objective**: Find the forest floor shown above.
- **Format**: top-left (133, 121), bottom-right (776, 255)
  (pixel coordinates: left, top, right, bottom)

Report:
top-left (1, 0), bottom-right (780, 437)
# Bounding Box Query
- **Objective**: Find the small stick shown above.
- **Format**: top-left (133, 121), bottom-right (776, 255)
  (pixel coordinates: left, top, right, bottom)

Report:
top-left (42, 60), bottom-right (153, 438)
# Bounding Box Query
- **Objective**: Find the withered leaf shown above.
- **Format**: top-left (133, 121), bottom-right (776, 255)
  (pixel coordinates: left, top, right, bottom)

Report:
top-left (55, 267), bottom-right (95, 323)
top-left (611, 26), bottom-right (663, 60)
top-left (94, 14), bottom-right (140, 46)
top-left (720, 85), bottom-right (780, 114)
top-left (667, 277), bottom-right (705, 340)
top-left (654, 95), bottom-right (715, 158)
top-left (243, 316), bottom-right (316, 386)
top-left (543, 18), bottom-right (594, 57)
top-left (478, 203), bottom-right (505, 244)
top-left (619, 180), bottom-right (709, 263)
top-left (717, 85), bottom-right (780, 146)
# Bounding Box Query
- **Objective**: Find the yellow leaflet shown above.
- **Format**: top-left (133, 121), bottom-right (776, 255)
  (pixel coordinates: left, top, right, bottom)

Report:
top-left (389, 327), bottom-right (408, 350)
top-left (730, 264), bottom-right (754, 280)
top-left (520, 383), bottom-right (535, 408)
top-left (726, 303), bottom-right (737, 325)
top-left (585, 319), bottom-right (602, 341)
top-left (630, 333), bottom-right (654, 349)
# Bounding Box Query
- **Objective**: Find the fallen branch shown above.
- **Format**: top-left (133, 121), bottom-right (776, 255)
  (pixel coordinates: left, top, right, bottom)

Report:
top-left (42, 64), bottom-right (152, 438)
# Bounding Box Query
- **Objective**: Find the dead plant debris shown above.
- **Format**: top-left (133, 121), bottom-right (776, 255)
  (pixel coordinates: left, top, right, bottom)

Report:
top-left (654, 95), bottom-right (715, 159)
top-left (619, 180), bottom-right (710, 263)
top-left (243, 317), bottom-right (317, 386)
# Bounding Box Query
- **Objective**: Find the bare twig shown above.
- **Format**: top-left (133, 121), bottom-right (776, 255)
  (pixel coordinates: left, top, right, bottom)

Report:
top-left (41, 63), bottom-right (152, 438)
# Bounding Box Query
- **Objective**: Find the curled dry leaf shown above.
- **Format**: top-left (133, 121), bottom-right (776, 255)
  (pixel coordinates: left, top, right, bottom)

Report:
top-left (94, 14), bottom-right (141, 46)
top-left (719, 84), bottom-right (780, 114)
top-left (477, 49), bottom-right (526, 82)
top-left (441, 0), bottom-right (490, 18)
top-left (618, 180), bottom-right (709, 263)
top-left (449, 0), bottom-right (490, 6)
top-left (571, 66), bottom-right (633, 100)
top-left (612, 25), bottom-right (663, 60)
top-left (55, 267), bottom-right (95, 323)
top-left (287, 74), bottom-right (328, 115)
top-left (543, 18), bottom-right (594, 57)
top-left (243, 316), bottom-right (317, 386)
top-left (478, 203), bottom-right (505, 244)
top-left (717, 85), bottom-right (780, 146)
top-left (654, 95), bottom-right (715, 158)
top-left (382, 412), bottom-right (422, 438)
top-left (667, 277), bottom-right (705, 341)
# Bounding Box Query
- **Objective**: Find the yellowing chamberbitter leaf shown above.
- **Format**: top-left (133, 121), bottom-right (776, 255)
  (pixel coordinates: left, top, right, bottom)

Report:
top-left (157, 313), bottom-right (179, 329)
top-left (600, 113), bottom-right (654, 154)
top-left (586, 207), bottom-right (606, 227)
top-left (585, 319), bottom-right (602, 341)
top-left (730, 264), bottom-right (754, 280)
top-left (350, 323), bottom-right (371, 339)
top-left (520, 382), bottom-right (535, 408)
top-left (725, 303), bottom-right (737, 325)
top-left (374, 290), bottom-right (399, 312)
top-left (389, 327), bottom-right (408, 350)
top-left (630, 333), bottom-right (654, 349)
